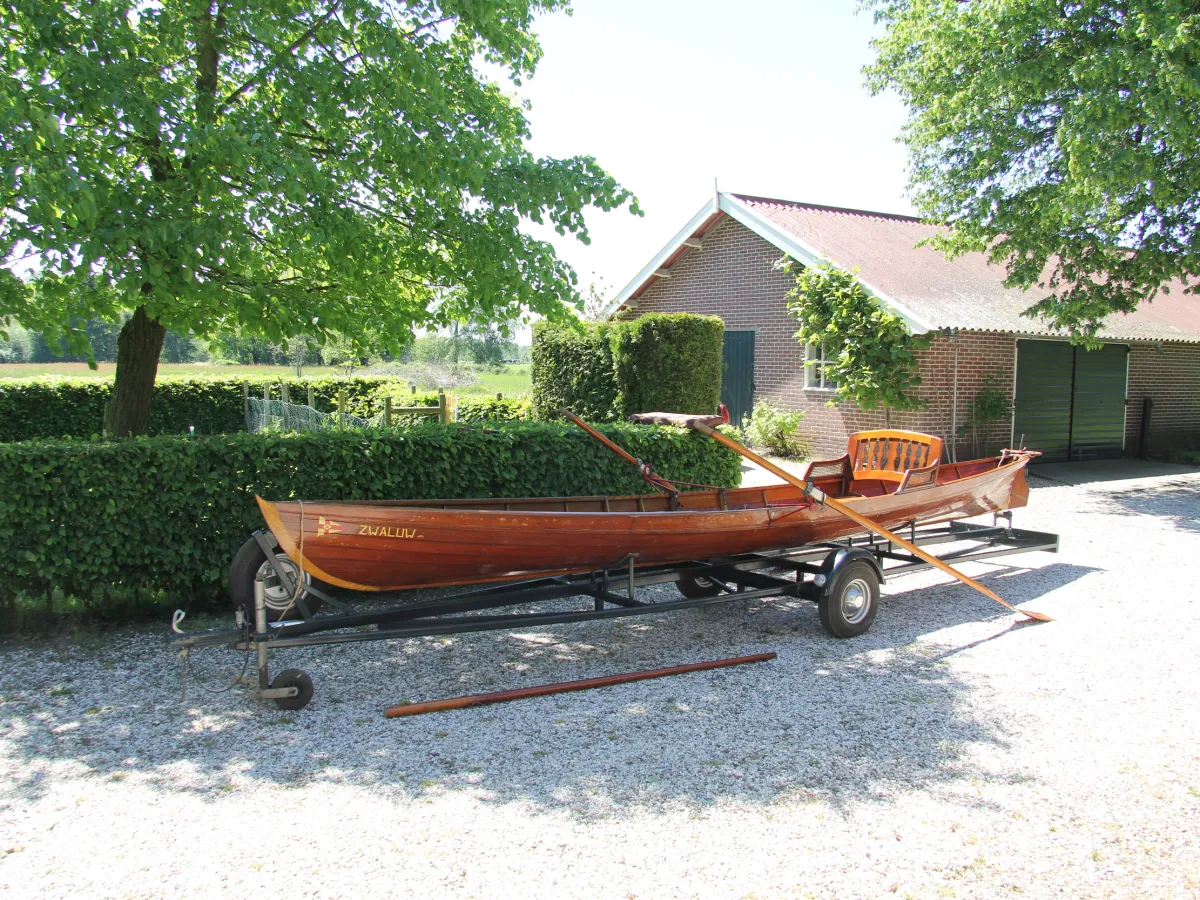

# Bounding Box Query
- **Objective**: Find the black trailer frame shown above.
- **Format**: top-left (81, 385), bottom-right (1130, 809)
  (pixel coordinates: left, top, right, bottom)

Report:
top-left (170, 517), bottom-right (1058, 709)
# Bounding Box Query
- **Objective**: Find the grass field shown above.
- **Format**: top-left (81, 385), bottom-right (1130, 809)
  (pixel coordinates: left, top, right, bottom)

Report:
top-left (0, 362), bottom-right (533, 395)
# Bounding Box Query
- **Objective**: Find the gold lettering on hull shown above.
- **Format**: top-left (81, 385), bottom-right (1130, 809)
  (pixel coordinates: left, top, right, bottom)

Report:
top-left (357, 524), bottom-right (421, 540)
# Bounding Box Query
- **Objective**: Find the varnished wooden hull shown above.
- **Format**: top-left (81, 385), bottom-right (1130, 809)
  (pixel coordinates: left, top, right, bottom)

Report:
top-left (257, 456), bottom-right (1031, 592)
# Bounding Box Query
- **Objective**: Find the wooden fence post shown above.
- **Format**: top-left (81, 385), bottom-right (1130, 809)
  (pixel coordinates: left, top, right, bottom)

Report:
top-left (384, 396), bottom-right (392, 427)
top-left (307, 385), bottom-right (315, 408)
top-left (281, 383), bottom-right (290, 405)
top-left (438, 389), bottom-right (448, 424)
top-left (338, 389), bottom-right (347, 420)
top-left (263, 383), bottom-right (270, 403)
top-left (242, 382), bottom-right (249, 416)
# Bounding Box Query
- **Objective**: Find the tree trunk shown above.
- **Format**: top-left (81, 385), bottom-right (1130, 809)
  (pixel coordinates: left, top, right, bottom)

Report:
top-left (104, 305), bottom-right (166, 437)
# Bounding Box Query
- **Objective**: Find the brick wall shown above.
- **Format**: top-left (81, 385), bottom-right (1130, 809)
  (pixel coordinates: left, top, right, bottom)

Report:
top-left (627, 217), bottom-right (1019, 459)
top-left (1127, 343), bottom-right (1200, 451)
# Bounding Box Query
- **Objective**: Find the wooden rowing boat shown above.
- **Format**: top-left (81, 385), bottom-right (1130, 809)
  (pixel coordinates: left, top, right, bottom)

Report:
top-left (256, 429), bottom-right (1034, 593)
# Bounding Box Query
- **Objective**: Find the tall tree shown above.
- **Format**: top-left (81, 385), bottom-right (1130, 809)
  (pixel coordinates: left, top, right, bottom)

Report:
top-left (1, 1), bottom-right (637, 434)
top-left (864, 0), bottom-right (1200, 341)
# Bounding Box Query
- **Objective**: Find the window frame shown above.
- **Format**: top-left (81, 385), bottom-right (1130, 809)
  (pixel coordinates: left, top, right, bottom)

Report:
top-left (804, 342), bottom-right (838, 391)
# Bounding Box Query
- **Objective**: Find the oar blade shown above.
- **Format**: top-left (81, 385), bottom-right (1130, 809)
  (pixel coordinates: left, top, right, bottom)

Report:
top-left (1019, 609), bottom-right (1054, 622)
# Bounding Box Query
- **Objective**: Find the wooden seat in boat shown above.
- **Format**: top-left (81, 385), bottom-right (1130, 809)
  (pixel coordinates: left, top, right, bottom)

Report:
top-left (801, 430), bottom-right (944, 496)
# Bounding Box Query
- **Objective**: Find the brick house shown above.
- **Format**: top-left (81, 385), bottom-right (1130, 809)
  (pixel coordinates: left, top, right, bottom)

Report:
top-left (610, 192), bottom-right (1200, 462)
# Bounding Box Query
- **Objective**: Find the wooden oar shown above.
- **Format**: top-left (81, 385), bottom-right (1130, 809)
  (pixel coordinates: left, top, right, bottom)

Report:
top-left (384, 653), bottom-right (777, 718)
top-left (689, 421), bottom-right (1052, 622)
top-left (559, 408), bottom-right (677, 493)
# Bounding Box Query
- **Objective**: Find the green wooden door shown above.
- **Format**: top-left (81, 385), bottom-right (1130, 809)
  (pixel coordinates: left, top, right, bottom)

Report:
top-left (721, 331), bottom-right (755, 427)
top-left (1013, 340), bottom-right (1127, 462)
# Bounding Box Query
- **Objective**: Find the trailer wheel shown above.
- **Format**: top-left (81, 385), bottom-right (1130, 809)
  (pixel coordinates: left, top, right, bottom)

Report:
top-left (229, 536), bottom-right (324, 621)
top-left (818, 560), bottom-right (879, 638)
top-left (270, 669), bottom-right (314, 711)
top-left (677, 573), bottom-right (723, 599)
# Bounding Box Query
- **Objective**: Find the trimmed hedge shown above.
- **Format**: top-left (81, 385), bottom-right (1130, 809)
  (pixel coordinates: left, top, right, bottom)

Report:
top-left (611, 313), bottom-right (724, 418)
top-left (0, 375), bottom-right (401, 441)
top-left (530, 313), bottom-right (724, 421)
top-left (456, 395), bottom-right (532, 422)
top-left (0, 423), bottom-right (740, 613)
top-left (530, 321), bottom-right (617, 421)
top-left (347, 383), bottom-right (532, 424)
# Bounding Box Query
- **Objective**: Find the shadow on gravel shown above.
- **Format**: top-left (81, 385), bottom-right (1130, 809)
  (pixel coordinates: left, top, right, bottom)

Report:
top-left (0, 560), bottom-right (1096, 820)
top-left (1093, 482), bottom-right (1200, 533)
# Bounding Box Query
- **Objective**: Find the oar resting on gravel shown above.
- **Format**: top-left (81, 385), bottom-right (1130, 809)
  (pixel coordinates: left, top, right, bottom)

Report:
top-left (633, 412), bottom-right (1052, 623)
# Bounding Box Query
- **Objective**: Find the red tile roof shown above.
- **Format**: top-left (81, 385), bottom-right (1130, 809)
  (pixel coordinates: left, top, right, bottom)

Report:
top-left (731, 194), bottom-right (1200, 343)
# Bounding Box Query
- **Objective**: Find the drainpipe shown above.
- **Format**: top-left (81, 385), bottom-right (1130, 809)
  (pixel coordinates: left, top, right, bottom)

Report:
top-left (948, 329), bottom-right (960, 463)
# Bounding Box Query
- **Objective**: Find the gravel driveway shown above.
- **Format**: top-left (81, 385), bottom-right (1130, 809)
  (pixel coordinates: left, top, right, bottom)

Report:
top-left (2, 470), bottom-right (1198, 899)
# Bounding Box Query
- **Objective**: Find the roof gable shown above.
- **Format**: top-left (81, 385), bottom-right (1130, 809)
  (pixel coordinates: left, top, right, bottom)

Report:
top-left (612, 192), bottom-right (1200, 344)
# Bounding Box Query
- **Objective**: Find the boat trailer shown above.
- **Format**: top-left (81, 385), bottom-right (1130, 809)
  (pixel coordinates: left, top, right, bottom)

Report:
top-left (169, 518), bottom-right (1058, 710)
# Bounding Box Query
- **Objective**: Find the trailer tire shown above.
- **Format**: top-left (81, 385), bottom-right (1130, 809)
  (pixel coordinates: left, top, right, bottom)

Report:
top-left (818, 560), bottom-right (879, 638)
top-left (677, 574), bottom-right (723, 599)
top-left (270, 669), bottom-right (314, 711)
top-left (229, 536), bottom-right (325, 621)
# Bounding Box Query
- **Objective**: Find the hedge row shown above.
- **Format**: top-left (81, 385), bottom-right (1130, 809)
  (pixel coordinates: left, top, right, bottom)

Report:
top-left (0, 376), bottom-right (534, 440)
top-left (359, 383), bottom-right (533, 424)
top-left (456, 395), bottom-right (533, 422)
top-left (0, 375), bottom-right (399, 441)
top-left (531, 313), bottom-right (724, 422)
top-left (0, 423), bottom-right (740, 612)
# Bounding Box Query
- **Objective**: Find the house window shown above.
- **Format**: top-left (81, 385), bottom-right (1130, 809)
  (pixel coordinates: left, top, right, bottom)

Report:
top-left (805, 343), bottom-right (838, 390)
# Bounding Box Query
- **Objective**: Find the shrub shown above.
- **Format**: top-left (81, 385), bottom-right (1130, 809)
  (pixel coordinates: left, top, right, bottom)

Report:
top-left (742, 401), bottom-right (810, 459)
top-left (0, 323), bottom-right (34, 363)
top-left (531, 313), bottom-right (724, 422)
top-left (958, 371), bottom-right (1014, 458)
top-left (456, 395), bottom-right (533, 423)
top-left (530, 321), bottom-right (617, 420)
top-left (0, 423), bottom-right (741, 617)
top-left (0, 375), bottom-right (404, 441)
top-left (610, 313), bottom-right (724, 418)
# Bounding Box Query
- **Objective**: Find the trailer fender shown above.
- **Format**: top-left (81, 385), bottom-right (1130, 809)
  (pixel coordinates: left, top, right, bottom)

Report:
top-left (817, 548), bottom-right (886, 587)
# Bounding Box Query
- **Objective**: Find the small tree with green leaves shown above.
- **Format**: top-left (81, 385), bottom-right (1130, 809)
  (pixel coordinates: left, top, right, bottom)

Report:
top-left (783, 261), bottom-right (928, 416)
top-left (959, 372), bottom-right (1014, 459)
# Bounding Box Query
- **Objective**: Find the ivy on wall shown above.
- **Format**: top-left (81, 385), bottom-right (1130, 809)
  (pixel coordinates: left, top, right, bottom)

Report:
top-left (782, 260), bottom-right (928, 412)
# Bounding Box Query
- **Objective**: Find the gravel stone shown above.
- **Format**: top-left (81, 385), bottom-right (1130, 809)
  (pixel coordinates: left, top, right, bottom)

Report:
top-left (1, 471), bottom-right (1198, 898)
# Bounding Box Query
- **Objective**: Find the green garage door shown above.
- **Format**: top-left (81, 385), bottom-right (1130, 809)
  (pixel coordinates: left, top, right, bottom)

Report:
top-left (1012, 340), bottom-right (1128, 462)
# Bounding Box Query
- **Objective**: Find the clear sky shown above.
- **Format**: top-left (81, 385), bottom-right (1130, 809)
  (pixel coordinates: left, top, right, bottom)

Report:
top-left (513, 0), bottom-right (916, 303)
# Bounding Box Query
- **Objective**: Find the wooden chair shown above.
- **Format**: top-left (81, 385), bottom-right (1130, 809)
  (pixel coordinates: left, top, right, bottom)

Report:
top-left (846, 429), bottom-right (944, 494)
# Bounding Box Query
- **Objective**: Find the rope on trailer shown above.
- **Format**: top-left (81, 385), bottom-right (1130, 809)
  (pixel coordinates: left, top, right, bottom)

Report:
top-left (273, 499), bottom-right (308, 622)
top-left (183, 642), bottom-right (253, 695)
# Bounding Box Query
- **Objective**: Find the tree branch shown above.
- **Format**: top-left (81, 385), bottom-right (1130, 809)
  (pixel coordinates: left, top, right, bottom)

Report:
top-left (216, 2), bottom-right (344, 117)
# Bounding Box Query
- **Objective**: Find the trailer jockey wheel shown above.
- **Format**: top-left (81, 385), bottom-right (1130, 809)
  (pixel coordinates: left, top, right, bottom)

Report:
top-left (229, 536), bottom-right (325, 621)
top-left (676, 573), bottom-right (724, 599)
top-left (270, 669), bottom-right (314, 711)
top-left (818, 560), bottom-right (880, 638)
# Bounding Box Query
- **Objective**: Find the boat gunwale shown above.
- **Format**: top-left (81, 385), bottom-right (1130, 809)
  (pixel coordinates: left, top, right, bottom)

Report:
top-left (261, 455), bottom-right (1026, 518)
